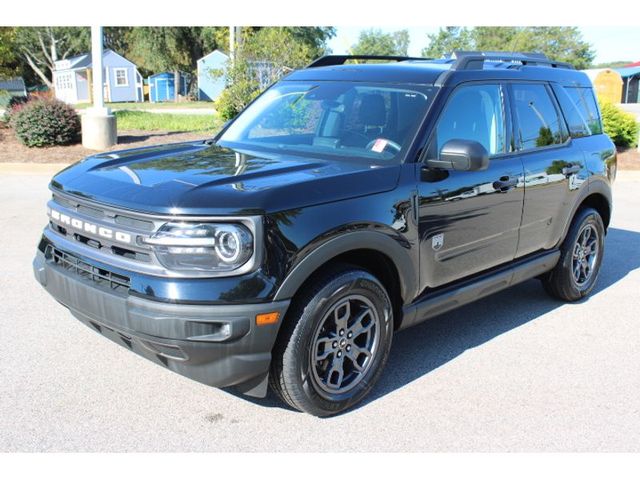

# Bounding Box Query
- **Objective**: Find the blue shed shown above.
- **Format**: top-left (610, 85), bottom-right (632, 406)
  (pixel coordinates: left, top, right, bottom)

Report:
top-left (197, 49), bottom-right (229, 101)
top-left (53, 49), bottom-right (143, 104)
top-left (148, 72), bottom-right (190, 102)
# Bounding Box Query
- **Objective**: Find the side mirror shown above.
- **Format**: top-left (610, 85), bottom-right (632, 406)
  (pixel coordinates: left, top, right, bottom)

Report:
top-left (426, 139), bottom-right (489, 172)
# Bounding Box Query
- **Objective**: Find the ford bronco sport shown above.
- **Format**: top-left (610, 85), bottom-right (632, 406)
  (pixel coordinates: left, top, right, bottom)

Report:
top-left (33, 51), bottom-right (616, 416)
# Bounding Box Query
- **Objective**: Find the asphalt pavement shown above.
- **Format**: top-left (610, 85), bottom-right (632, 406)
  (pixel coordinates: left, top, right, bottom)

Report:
top-left (1, 166), bottom-right (638, 452)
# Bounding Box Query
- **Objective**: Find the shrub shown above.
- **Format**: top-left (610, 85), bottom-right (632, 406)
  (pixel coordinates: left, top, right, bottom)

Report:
top-left (2, 95), bottom-right (28, 124)
top-left (599, 101), bottom-right (639, 148)
top-left (12, 99), bottom-right (80, 147)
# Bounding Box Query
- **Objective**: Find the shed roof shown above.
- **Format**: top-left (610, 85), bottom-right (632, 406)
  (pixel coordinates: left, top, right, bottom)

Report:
top-left (582, 68), bottom-right (622, 81)
top-left (0, 77), bottom-right (26, 93)
top-left (197, 49), bottom-right (229, 63)
top-left (55, 49), bottom-right (136, 71)
top-left (614, 66), bottom-right (640, 78)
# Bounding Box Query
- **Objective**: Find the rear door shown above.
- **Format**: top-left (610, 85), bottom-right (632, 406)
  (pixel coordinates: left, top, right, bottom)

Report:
top-left (508, 82), bottom-right (587, 257)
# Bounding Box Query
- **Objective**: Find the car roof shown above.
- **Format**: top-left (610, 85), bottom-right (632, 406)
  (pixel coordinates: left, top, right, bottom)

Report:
top-left (285, 58), bottom-right (593, 89)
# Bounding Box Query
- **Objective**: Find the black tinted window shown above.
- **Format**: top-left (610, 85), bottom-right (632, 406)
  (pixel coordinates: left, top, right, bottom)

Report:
top-left (553, 85), bottom-right (591, 138)
top-left (564, 87), bottom-right (603, 135)
top-left (433, 84), bottom-right (506, 156)
top-left (512, 84), bottom-right (566, 150)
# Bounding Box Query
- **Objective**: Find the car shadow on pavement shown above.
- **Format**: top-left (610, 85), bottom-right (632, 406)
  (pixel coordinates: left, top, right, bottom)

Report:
top-left (235, 227), bottom-right (640, 415)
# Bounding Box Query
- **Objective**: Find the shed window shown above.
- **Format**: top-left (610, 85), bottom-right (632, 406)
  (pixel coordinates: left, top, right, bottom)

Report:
top-left (55, 73), bottom-right (72, 90)
top-left (114, 68), bottom-right (128, 87)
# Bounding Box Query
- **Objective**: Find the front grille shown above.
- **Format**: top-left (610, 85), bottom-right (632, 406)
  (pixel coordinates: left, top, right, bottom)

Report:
top-left (49, 246), bottom-right (131, 291)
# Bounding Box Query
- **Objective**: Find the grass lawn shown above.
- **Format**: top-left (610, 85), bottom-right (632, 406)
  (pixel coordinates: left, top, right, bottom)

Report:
top-left (76, 101), bottom-right (215, 110)
top-left (114, 110), bottom-right (221, 132)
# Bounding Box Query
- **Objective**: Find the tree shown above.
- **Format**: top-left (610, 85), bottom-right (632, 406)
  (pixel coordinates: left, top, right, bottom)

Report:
top-left (0, 28), bottom-right (20, 78)
top-left (422, 26), bottom-right (595, 69)
top-left (421, 27), bottom-right (473, 58)
top-left (13, 27), bottom-right (90, 88)
top-left (216, 28), bottom-right (316, 119)
top-left (351, 29), bottom-right (410, 57)
top-left (127, 27), bottom-right (228, 101)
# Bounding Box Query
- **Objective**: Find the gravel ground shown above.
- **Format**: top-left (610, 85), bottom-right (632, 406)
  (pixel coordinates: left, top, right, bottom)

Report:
top-left (0, 169), bottom-right (638, 452)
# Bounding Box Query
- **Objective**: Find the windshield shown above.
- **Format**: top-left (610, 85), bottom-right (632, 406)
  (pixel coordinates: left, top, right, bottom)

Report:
top-left (218, 81), bottom-right (435, 163)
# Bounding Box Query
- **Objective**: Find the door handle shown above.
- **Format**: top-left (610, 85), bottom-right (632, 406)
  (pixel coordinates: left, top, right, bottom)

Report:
top-left (562, 164), bottom-right (581, 176)
top-left (493, 176), bottom-right (518, 192)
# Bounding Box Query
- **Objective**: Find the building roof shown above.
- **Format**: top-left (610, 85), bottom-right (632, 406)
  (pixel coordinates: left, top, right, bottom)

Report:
top-left (54, 49), bottom-right (136, 71)
top-left (625, 61), bottom-right (640, 68)
top-left (0, 77), bottom-right (26, 93)
top-left (615, 66), bottom-right (640, 78)
top-left (197, 49), bottom-right (229, 63)
top-left (581, 68), bottom-right (622, 81)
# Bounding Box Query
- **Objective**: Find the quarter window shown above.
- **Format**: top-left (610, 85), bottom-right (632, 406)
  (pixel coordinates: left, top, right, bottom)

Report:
top-left (563, 87), bottom-right (603, 135)
top-left (512, 84), bottom-right (566, 150)
top-left (431, 84), bottom-right (506, 157)
top-left (114, 68), bottom-right (128, 87)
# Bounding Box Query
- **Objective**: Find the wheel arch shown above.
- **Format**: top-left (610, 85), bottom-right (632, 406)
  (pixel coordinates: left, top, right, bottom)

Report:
top-left (558, 179), bottom-right (612, 247)
top-left (273, 231), bottom-right (417, 331)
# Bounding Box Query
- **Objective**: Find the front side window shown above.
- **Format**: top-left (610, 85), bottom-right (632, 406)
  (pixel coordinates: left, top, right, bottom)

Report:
top-left (430, 83), bottom-right (506, 157)
top-left (512, 83), bottom-right (566, 150)
top-left (218, 81), bottom-right (434, 163)
top-left (114, 68), bottom-right (128, 87)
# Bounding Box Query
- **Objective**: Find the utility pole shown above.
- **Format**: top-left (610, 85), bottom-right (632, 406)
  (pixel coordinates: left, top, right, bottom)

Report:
top-left (230, 26), bottom-right (235, 65)
top-left (81, 26), bottom-right (116, 150)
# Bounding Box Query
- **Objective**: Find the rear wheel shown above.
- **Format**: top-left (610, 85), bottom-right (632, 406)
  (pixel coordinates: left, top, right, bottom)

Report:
top-left (270, 264), bottom-right (393, 417)
top-left (542, 207), bottom-right (605, 301)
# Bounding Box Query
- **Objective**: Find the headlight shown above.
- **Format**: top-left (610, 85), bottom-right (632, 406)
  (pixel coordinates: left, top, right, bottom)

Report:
top-left (143, 222), bottom-right (254, 273)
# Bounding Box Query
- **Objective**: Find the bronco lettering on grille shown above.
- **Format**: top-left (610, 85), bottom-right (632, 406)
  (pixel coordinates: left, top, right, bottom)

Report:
top-left (49, 209), bottom-right (133, 244)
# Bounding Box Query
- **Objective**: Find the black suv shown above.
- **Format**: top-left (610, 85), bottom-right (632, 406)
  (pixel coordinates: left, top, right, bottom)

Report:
top-left (33, 52), bottom-right (616, 416)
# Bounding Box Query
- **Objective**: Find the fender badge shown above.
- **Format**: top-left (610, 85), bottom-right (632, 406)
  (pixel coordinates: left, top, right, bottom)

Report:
top-left (432, 233), bottom-right (444, 251)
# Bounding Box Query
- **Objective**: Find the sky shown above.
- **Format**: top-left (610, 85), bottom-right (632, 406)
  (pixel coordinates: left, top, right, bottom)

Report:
top-left (327, 26), bottom-right (640, 64)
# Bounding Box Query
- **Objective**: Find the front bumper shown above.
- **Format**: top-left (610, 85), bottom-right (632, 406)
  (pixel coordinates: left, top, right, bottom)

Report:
top-left (33, 249), bottom-right (290, 397)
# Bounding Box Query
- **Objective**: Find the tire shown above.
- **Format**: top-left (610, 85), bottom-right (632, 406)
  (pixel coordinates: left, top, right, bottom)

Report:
top-left (269, 264), bottom-right (394, 417)
top-left (542, 207), bottom-right (605, 301)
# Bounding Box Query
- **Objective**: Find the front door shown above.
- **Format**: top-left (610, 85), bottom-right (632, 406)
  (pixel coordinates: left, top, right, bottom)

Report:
top-left (418, 82), bottom-right (525, 290)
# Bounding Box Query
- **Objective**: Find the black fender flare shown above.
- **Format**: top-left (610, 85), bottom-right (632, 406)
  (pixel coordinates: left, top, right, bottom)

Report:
top-left (272, 230), bottom-right (417, 303)
top-left (557, 177), bottom-right (612, 248)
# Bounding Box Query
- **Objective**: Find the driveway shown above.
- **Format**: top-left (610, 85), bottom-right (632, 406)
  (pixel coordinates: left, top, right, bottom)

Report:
top-left (1, 166), bottom-right (639, 452)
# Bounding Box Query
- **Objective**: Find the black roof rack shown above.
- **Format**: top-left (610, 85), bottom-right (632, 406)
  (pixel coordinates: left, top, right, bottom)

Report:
top-left (306, 55), bottom-right (430, 68)
top-left (449, 51), bottom-right (574, 70)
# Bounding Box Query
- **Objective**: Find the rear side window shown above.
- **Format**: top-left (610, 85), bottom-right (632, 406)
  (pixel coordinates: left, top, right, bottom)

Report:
top-left (563, 87), bottom-right (603, 135)
top-left (512, 83), bottom-right (567, 150)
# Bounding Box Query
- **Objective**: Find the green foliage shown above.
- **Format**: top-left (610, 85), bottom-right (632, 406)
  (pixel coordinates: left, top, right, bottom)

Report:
top-left (114, 110), bottom-right (219, 132)
top-left (422, 27), bottom-right (473, 58)
top-left (0, 28), bottom-right (20, 78)
top-left (14, 27), bottom-right (90, 86)
top-left (422, 26), bottom-right (595, 69)
top-left (350, 29), bottom-right (410, 57)
top-left (599, 102), bottom-right (639, 148)
top-left (1, 94), bottom-right (28, 123)
top-left (12, 99), bottom-right (80, 147)
top-left (215, 28), bottom-right (316, 120)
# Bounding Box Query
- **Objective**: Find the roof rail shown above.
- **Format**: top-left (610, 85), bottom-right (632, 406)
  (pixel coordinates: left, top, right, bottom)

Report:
top-left (306, 55), bottom-right (429, 68)
top-left (449, 51), bottom-right (574, 70)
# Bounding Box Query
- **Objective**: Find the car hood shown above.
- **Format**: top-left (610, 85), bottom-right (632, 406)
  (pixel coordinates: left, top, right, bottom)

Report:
top-left (51, 141), bottom-right (401, 215)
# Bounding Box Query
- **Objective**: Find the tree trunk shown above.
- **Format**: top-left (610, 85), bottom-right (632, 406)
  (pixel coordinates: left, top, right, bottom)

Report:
top-left (23, 52), bottom-right (53, 88)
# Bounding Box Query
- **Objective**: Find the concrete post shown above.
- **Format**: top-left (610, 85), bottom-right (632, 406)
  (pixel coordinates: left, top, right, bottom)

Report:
top-left (82, 26), bottom-right (117, 150)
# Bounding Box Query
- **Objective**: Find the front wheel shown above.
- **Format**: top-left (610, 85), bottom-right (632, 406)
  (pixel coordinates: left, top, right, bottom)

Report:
top-left (542, 207), bottom-right (605, 301)
top-left (269, 265), bottom-right (393, 417)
